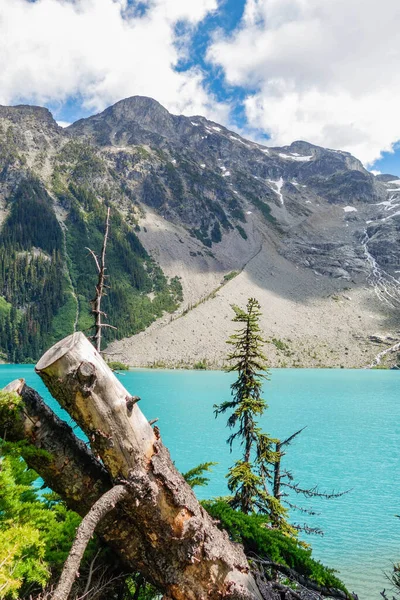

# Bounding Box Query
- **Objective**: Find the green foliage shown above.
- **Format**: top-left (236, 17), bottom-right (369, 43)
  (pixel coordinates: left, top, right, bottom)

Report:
top-left (182, 462), bottom-right (217, 489)
top-left (202, 500), bottom-right (348, 594)
top-left (270, 337), bottom-right (293, 358)
top-left (210, 222), bottom-right (222, 243)
top-left (0, 296), bottom-right (12, 317)
top-left (190, 227), bottom-right (212, 248)
top-left (0, 175), bottom-right (183, 360)
top-left (246, 194), bottom-right (278, 226)
top-left (108, 360), bottom-right (130, 371)
top-left (0, 453), bottom-right (84, 599)
top-left (0, 247), bottom-right (65, 361)
top-left (223, 271), bottom-right (239, 282)
top-left (48, 292), bottom-right (78, 344)
top-left (0, 447), bottom-right (156, 599)
top-left (236, 225), bottom-right (248, 239)
top-left (169, 276), bottom-right (184, 302)
top-left (215, 299), bottom-right (273, 511)
top-left (54, 140), bottom-right (106, 183)
top-left (0, 178), bottom-right (69, 361)
top-left (2, 178), bottom-right (62, 254)
top-left (0, 391), bottom-right (22, 429)
top-left (193, 359), bottom-right (208, 370)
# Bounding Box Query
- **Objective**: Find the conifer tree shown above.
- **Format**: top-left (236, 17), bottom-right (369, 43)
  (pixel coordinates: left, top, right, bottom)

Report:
top-left (216, 298), bottom-right (347, 540)
top-left (215, 298), bottom-right (293, 534)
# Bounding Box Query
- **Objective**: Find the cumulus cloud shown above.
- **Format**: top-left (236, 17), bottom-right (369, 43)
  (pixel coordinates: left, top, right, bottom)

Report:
top-left (207, 0), bottom-right (400, 164)
top-left (0, 0), bottom-right (227, 122)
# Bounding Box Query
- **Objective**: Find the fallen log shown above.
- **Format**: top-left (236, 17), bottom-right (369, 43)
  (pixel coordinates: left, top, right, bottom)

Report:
top-left (34, 332), bottom-right (265, 600)
top-left (2, 379), bottom-right (111, 513)
top-left (0, 380), bottom-right (144, 572)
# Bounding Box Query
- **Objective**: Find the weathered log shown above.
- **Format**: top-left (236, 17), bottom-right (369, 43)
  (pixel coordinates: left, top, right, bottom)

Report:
top-left (0, 380), bottom-right (145, 572)
top-left (35, 332), bottom-right (265, 600)
top-left (1, 379), bottom-right (111, 513)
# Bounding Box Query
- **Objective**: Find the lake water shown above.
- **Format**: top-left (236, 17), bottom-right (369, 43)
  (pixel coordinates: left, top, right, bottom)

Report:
top-left (1, 365), bottom-right (399, 599)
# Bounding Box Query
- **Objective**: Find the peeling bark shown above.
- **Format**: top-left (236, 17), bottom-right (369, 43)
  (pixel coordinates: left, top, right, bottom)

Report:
top-left (34, 332), bottom-right (266, 600)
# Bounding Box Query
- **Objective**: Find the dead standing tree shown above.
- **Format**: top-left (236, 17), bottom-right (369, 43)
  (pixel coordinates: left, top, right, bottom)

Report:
top-left (86, 206), bottom-right (116, 352)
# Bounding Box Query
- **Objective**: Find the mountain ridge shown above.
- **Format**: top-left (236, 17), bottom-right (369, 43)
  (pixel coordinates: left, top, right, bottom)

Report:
top-left (0, 96), bottom-right (399, 367)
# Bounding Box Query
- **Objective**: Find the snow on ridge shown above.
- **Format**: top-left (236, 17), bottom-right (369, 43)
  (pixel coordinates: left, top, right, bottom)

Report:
top-left (278, 152), bottom-right (313, 162)
top-left (343, 206), bottom-right (357, 212)
top-left (268, 177), bottom-right (284, 205)
top-left (219, 165), bottom-right (231, 177)
top-left (212, 126), bottom-right (221, 132)
top-left (191, 122), bottom-right (199, 126)
top-left (229, 135), bottom-right (252, 148)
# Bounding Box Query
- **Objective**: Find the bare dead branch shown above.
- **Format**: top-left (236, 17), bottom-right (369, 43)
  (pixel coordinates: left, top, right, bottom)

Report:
top-left (280, 427), bottom-right (307, 448)
top-left (52, 485), bottom-right (129, 600)
top-left (82, 549), bottom-right (101, 596)
top-left (86, 248), bottom-right (101, 274)
top-left (283, 482), bottom-right (351, 499)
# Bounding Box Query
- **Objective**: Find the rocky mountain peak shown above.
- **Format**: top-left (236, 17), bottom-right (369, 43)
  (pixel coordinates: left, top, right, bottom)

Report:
top-left (0, 104), bottom-right (59, 129)
top-left (68, 95), bottom-right (177, 144)
top-left (104, 95), bottom-right (174, 131)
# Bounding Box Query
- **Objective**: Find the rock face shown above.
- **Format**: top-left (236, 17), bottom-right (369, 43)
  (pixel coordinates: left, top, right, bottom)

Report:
top-left (0, 96), bottom-right (400, 367)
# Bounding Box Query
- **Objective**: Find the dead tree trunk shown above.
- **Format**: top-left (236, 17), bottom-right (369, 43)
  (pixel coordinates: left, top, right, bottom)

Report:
top-left (87, 206), bottom-right (116, 352)
top-left (34, 332), bottom-right (265, 600)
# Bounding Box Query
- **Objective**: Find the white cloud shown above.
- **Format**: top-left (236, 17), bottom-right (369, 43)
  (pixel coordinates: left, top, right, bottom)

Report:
top-left (207, 0), bottom-right (400, 164)
top-left (0, 0), bottom-right (227, 122)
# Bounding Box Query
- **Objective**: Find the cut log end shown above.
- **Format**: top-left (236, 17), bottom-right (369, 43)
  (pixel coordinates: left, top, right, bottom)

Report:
top-left (3, 378), bottom-right (26, 395)
top-left (36, 331), bottom-right (90, 372)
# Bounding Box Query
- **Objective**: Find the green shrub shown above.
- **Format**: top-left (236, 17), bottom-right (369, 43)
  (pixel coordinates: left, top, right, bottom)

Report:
top-left (202, 500), bottom-right (348, 594)
top-left (107, 361), bottom-right (130, 371)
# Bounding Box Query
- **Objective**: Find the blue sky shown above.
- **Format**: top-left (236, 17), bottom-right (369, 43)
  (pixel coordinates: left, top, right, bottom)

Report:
top-left (1, 0), bottom-right (400, 176)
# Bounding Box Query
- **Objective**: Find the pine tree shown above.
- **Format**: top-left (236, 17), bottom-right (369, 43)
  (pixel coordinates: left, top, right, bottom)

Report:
top-left (215, 298), bottom-right (293, 533)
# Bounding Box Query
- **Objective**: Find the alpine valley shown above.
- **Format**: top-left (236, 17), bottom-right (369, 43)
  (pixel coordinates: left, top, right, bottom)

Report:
top-left (0, 96), bottom-right (399, 367)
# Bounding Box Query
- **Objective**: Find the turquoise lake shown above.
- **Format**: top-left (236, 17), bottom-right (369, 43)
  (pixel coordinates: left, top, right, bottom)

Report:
top-left (1, 365), bottom-right (399, 599)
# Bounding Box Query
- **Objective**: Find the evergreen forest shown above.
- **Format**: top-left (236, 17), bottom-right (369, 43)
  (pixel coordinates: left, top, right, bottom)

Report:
top-left (0, 177), bottom-right (182, 362)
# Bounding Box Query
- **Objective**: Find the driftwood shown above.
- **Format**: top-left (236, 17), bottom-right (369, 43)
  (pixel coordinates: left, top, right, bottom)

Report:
top-left (30, 331), bottom-right (264, 600)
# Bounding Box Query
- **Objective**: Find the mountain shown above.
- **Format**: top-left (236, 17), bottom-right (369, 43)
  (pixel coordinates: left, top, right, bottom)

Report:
top-left (0, 97), bottom-right (399, 367)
